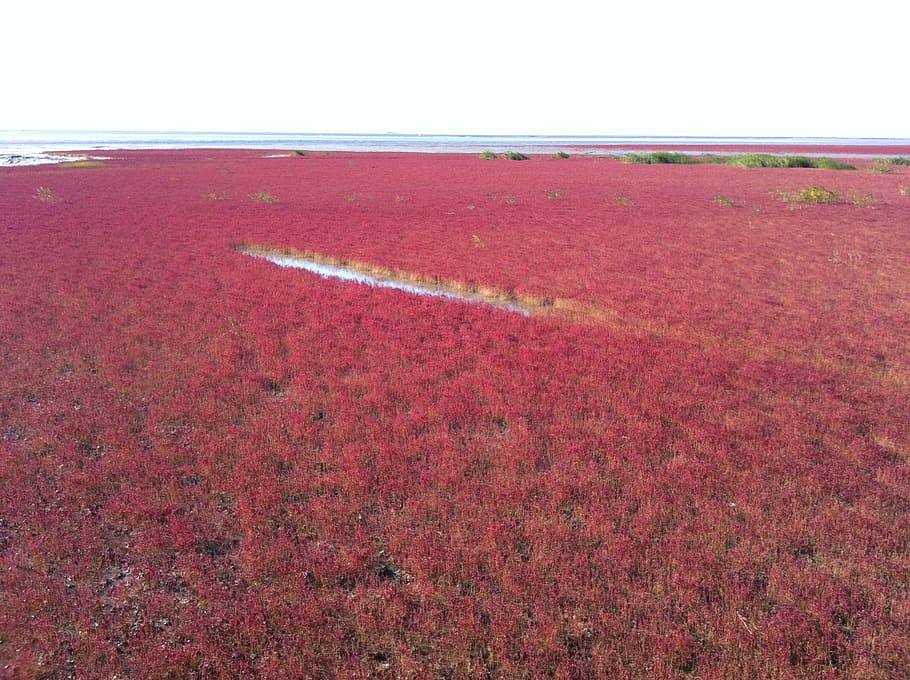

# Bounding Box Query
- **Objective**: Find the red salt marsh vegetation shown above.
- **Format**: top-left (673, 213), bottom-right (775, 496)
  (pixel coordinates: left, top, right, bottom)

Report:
top-left (1, 149), bottom-right (909, 677)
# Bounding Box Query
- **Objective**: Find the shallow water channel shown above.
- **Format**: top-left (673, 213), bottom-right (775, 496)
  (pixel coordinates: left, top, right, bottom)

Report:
top-left (240, 249), bottom-right (530, 315)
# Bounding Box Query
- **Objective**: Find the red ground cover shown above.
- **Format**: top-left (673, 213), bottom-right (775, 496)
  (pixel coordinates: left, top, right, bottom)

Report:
top-left (1, 150), bottom-right (909, 677)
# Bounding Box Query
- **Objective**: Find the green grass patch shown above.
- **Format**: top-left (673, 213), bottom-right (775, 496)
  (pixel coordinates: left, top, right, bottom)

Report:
top-left (813, 157), bottom-right (855, 170)
top-left (624, 152), bottom-right (854, 170)
top-left (881, 157), bottom-right (910, 166)
top-left (480, 151), bottom-right (498, 160)
top-left (624, 152), bottom-right (696, 165)
top-left (503, 151), bottom-right (530, 161)
top-left (59, 160), bottom-right (106, 169)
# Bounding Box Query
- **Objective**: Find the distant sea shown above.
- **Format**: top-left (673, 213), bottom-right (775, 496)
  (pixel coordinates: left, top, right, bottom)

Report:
top-left (2, 130), bottom-right (909, 165)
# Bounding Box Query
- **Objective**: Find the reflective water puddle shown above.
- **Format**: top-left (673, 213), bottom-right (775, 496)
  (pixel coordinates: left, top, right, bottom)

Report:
top-left (238, 247), bottom-right (531, 315)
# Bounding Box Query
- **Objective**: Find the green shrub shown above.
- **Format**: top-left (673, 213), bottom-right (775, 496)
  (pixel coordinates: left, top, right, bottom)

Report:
top-left (624, 152), bottom-right (854, 170)
top-left (812, 157), bottom-right (855, 170)
top-left (881, 157), bottom-right (910, 166)
top-left (555, 151), bottom-right (570, 159)
top-left (503, 151), bottom-right (530, 161)
top-left (624, 152), bottom-right (696, 164)
top-left (480, 151), bottom-right (498, 160)
top-left (779, 187), bottom-right (840, 204)
top-left (728, 154), bottom-right (811, 168)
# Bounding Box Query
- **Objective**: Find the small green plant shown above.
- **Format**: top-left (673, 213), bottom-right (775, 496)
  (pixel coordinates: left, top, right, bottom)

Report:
top-left (714, 196), bottom-right (737, 207)
top-left (480, 151), bottom-right (498, 160)
top-left (503, 151), bottom-right (530, 161)
top-left (615, 195), bottom-right (634, 207)
top-left (779, 187), bottom-right (840, 205)
top-left (250, 191), bottom-right (279, 204)
top-left (34, 186), bottom-right (60, 203)
top-left (555, 151), bottom-right (570, 159)
top-left (881, 157), bottom-right (910, 166)
top-left (850, 193), bottom-right (876, 207)
top-left (292, 150), bottom-right (306, 157)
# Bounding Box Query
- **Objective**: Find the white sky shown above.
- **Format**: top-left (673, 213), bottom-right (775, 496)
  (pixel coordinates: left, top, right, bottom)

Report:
top-left (3, 1), bottom-right (908, 137)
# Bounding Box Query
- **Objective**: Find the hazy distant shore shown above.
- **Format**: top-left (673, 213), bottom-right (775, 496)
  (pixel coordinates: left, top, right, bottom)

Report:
top-left (2, 131), bottom-right (910, 166)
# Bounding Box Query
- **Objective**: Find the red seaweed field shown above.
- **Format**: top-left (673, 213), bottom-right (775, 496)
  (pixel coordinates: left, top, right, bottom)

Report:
top-left (1, 149), bottom-right (909, 677)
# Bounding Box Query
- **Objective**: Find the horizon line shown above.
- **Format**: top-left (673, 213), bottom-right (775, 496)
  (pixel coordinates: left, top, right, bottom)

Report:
top-left (2, 129), bottom-right (910, 142)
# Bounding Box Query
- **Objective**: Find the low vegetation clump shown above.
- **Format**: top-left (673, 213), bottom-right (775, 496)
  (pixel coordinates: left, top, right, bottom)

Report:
top-left (250, 191), bottom-right (279, 204)
top-left (59, 160), bottom-right (106, 169)
top-left (480, 151), bottom-right (529, 161)
top-left (624, 152), bottom-right (855, 170)
top-left (779, 186), bottom-right (841, 204)
top-left (555, 151), bottom-right (571, 159)
top-left (624, 151), bottom-right (696, 164)
top-left (744, 154), bottom-right (846, 169)
top-left (871, 162), bottom-right (895, 174)
top-left (811, 157), bottom-right (856, 170)
top-left (714, 195), bottom-right (737, 206)
top-left (880, 156), bottom-right (910, 166)
top-left (292, 150), bottom-right (306, 157)
top-left (850, 192), bottom-right (876, 207)
top-left (33, 186), bottom-right (59, 203)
